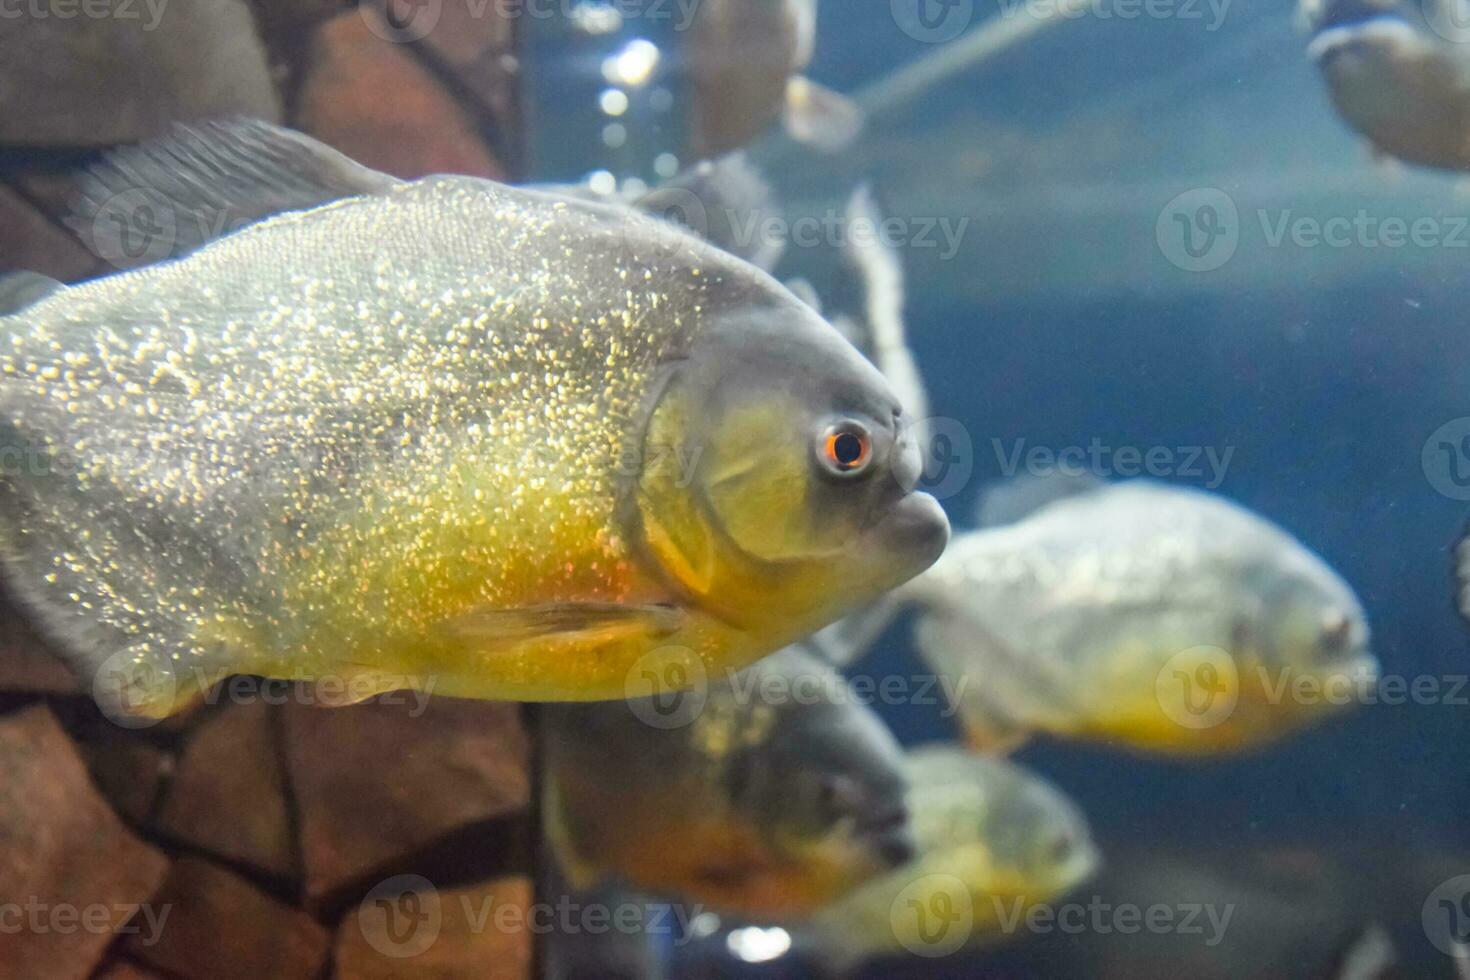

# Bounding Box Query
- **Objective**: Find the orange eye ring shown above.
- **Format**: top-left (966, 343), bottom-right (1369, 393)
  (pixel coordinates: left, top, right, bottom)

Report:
top-left (820, 422), bottom-right (873, 476)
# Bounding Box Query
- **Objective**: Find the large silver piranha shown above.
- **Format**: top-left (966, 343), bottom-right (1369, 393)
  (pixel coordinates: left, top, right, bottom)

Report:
top-left (0, 120), bottom-right (949, 721)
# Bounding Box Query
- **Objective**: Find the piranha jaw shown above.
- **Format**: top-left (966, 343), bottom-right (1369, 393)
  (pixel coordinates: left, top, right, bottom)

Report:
top-left (618, 326), bottom-right (950, 643)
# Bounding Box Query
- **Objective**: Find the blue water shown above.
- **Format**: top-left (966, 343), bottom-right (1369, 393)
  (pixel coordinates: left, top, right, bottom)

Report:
top-left (637, 1), bottom-right (1464, 980)
top-left (532, 1), bottom-right (1470, 975)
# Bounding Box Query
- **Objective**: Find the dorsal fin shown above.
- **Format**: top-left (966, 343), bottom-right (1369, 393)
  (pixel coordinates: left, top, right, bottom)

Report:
top-left (976, 472), bottom-right (1107, 527)
top-left (68, 118), bottom-right (402, 266)
top-left (633, 154), bottom-right (785, 270)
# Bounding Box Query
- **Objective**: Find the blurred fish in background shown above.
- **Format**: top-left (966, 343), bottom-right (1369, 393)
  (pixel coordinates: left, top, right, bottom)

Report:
top-left (894, 477), bottom-right (1379, 755)
top-left (1301, 0), bottom-right (1470, 171)
top-left (543, 646), bottom-right (916, 922)
top-left (803, 745), bottom-right (1098, 975)
top-left (686, 0), bottom-right (862, 158)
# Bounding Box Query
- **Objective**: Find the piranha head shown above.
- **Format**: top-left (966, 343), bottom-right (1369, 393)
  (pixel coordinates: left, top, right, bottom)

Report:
top-left (980, 759), bottom-right (1101, 904)
top-left (626, 293), bottom-right (949, 641)
top-left (1230, 549), bottom-right (1378, 725)
top-left (712, 655), bottom-right (917, 918)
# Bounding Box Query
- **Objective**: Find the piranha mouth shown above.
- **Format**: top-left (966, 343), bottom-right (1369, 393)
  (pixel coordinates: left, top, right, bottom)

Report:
top-left (862, 490), bottom-right (950, 580)
top-left (852, 420), bottom-right (950, 577)
top-left (857, 804), bottom-right (918, 869)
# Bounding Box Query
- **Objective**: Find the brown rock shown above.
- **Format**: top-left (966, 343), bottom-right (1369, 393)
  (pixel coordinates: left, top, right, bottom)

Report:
top-left (336, 875), bottom-right (533, 980)
top-left (383, 0), bottom-right (520, 128)
top-left (0, 186), bottom-right (100, 284)
top-left (285, 695), bottom-right (528, 899)
top-left (77, 736), bottom-right (173, 826)
top-left (0, 617), bottom-right (79, 696)
top-left (0, 705), bottom-right (169, 980)
top-left (0, 0), bottom-right (281, 146)
top-left (156, 701), bottom-right (294, 877)
top-left (93, 961), bottom-right (168, 980)
top-left (252, 0), bottom-right (345, 34)
top-left (296, 9), bottom-right (505, 180)
top-left (126, 857), bottom-right (329, 980)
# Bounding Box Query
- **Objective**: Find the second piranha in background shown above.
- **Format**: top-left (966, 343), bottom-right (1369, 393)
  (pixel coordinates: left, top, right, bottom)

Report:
top-left (901, 477), bottom-right (1377, 755)
top-left (543, 646), bottom-right (915, 920)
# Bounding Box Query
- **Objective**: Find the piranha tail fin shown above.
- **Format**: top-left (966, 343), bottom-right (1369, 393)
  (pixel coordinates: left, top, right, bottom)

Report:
top-left (784, 76), bottom-right (864, 153)
top-left (0, 271), bottom-right (61, 317)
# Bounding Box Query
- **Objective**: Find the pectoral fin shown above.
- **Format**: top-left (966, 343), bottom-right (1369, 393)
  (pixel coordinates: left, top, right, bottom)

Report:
top-left (441, 602), bottom-right (685, 648)
top-left (784, 77), bottom-right (864, 152)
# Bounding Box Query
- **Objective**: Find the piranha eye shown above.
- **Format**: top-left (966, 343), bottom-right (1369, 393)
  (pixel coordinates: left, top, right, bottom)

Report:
top-left (819, 422), bottom-right (873, 477)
